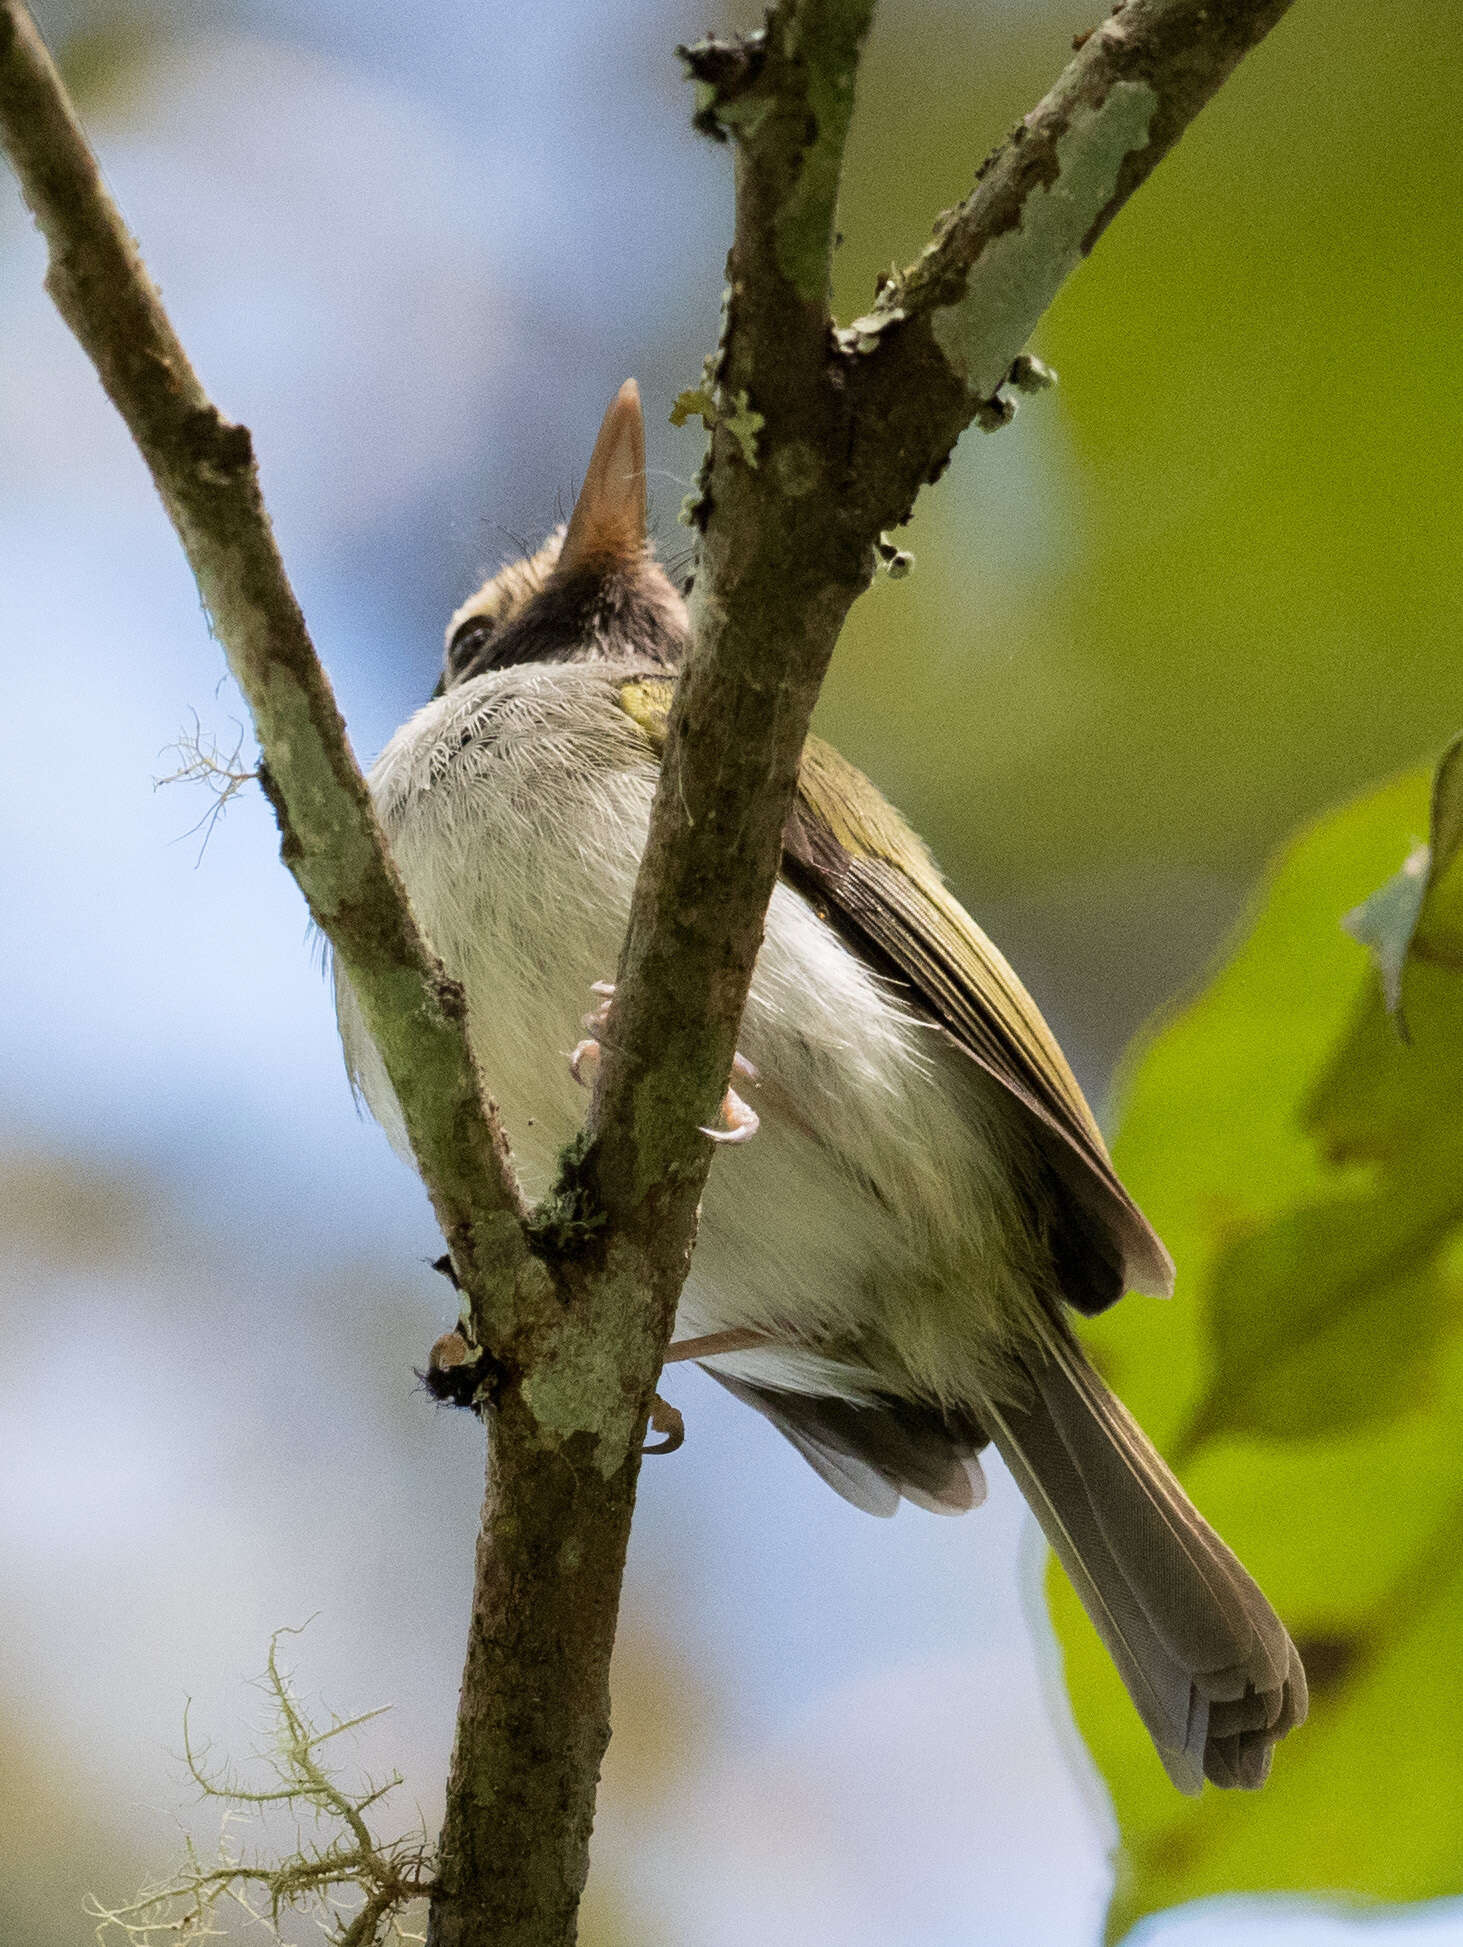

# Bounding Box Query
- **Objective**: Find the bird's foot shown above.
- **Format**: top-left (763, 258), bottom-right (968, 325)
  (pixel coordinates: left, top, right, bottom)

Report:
top-left (570, 984), bottom-right (761, 1144)
top-left (644, 1392), bottom-right (685, 1454)
top-left (568, 980), bottom-right (617, 1086)
top-left (698, 1070), bottom-right (760, 1145)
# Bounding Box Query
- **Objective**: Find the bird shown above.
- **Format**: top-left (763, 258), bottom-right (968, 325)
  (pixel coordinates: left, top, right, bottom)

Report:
top-left (333, 379), bottom-right (1306, 1794)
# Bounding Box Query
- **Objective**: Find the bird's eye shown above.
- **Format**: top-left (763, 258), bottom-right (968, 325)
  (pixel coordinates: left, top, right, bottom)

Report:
top-left (446, 613), bottom-right (497, 684)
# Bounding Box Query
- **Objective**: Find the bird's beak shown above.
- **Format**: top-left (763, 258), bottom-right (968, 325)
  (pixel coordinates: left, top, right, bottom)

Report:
top-left (558, 379), bottom-right (647, 577)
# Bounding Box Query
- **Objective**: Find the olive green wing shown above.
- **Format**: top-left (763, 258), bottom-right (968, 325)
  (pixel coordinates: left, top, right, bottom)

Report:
top-left (618, 676), bottom-right (1173, 1308)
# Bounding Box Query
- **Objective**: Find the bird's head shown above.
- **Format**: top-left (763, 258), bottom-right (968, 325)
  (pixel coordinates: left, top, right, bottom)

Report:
top-left (442, 380), bottom-right (689, 688)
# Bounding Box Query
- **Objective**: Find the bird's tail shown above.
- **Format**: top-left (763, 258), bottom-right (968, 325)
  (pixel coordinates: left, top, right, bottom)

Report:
top-left (984, 1335), bottom-right (1306, 1792)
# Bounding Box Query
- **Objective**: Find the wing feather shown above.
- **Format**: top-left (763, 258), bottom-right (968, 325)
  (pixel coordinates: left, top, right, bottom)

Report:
top-left (617, 676), bottom-right (1174, 1306)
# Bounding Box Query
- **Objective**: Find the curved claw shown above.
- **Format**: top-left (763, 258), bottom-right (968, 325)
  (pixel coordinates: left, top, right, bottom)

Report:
top-left (582, 979), bottom-right (616, 1034)
top-left (644, 1393), bottom-right (685, 1454)
top-left (699, 1085), bottom-right (760, 1145)
top-left (581, 983), bottom-right (761, 1142)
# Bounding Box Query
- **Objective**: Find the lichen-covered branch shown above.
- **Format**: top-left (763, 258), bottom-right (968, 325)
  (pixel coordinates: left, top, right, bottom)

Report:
top-left (0, 0), bottom-right (531, 1340)
top-left (587, 0), bottom-right (877, 1246)
top-left (841, 0), bottom-right (1298, 522)
top-left (0, 11), bottom-right (655, 1945)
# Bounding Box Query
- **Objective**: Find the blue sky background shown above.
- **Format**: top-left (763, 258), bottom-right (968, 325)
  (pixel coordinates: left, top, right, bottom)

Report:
top-left (3, 1), bottom-right (1462, 1942)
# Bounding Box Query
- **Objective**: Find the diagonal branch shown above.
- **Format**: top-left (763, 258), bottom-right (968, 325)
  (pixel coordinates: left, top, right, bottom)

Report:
top-left (0, 0), bottom-right (533, 1337)
top-left (840, 0), bottom-right (1299, 523)
top-left (0, 21), bottom-right (643, 1932)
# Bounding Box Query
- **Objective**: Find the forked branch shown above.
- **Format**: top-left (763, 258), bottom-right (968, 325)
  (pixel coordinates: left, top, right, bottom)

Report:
top-left (0, 1), bottom-right (1298, 1943)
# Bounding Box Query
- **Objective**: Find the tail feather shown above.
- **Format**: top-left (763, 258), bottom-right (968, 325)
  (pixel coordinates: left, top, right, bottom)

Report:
top-left (985, 1338), bottom-right (1306, 1793)
top-left (1045, 1339), bottom-right (1293, 1697)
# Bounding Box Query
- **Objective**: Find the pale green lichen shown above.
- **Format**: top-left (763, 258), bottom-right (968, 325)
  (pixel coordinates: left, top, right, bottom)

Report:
top-left (721, 390), bottom-right (764, 465)
top-left (558, 1534), bottom-right (584, 1575)
top-left (526, 1130), bottom-right (607, 1257)
top-left (520, 1300), bottom-right (650, 1472)
top-left (88, 1629), bottom-right (430, 1947)
top-left (836, 304), bottom-right (906, 355)
top-left (930, 79), bottom-right (1158, 400)
top-left (762, 1), bottom-right (874, 302)
top-left (669, 379), bottom-right (764, 467)
top-left (774, 57), bottom-right (860, 301)
top-left (669, 385), bottom-right (718, 431)
top-left (715, 92), bottom-right (774, 141)
top-left (690, 79), bottom-right (719, 126)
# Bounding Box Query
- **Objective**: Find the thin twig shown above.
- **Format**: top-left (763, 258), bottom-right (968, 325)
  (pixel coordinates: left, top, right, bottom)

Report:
top-left (841, 0), bottom-right (1299, 524)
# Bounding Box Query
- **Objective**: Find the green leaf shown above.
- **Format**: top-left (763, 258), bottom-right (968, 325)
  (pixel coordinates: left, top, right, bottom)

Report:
top-left (1046, 751), bottom-right (1463, 1940)
top-left (1344, 732), bottom-right (1463, 1025)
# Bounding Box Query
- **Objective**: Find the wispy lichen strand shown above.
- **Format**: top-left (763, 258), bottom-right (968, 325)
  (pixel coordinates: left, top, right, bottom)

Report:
top-left (87, 1632), bottom-right (432, 1947)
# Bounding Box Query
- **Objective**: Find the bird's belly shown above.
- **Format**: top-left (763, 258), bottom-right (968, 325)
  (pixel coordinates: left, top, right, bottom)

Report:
top-left (336, 669), bottom-right (1043, 1406)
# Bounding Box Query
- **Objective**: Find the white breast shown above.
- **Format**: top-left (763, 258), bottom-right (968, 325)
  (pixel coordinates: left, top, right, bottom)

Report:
top-left (334, 664), bottom-right (1043, 1407)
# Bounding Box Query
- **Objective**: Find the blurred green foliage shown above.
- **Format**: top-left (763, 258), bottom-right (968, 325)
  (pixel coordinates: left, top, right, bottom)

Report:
top-left (1050, 739), bottom-right (1463, 1940)
top-left (829, 28), bottom-right (1463, 1915)
top-left (815, 0), bottom-right (1463, 1069)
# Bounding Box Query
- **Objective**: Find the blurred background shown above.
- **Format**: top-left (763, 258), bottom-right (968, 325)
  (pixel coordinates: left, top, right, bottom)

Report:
top-left (1, 0), bottom-right (1461, 1941)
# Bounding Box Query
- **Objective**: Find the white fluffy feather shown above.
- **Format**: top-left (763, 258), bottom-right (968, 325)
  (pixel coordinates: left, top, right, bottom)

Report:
top-left (334, 661), bottom-right (1049, 1408)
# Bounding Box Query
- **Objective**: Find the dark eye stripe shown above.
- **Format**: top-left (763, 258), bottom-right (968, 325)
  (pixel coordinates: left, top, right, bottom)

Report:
top-left (446, 615), bottom-right (496, 683)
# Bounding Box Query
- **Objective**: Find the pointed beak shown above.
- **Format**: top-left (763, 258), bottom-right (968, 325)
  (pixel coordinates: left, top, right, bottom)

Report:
top-left (558, 379), bottom-right (647, 577)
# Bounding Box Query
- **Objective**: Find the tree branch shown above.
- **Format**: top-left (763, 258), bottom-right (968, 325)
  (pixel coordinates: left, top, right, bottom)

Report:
top-left (586, 0), bottom-right (877, 1269)
top-left (0, 0), bottom-right (535, 1338)
top-left (0, 11), bottom-right (650, 1944)
top-left (840, 0), bottom-right (1298, 521)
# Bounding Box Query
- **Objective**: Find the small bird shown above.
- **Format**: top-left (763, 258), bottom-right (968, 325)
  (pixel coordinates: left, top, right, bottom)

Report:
top-left (335, 381), bottom-right (1306, 1793)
